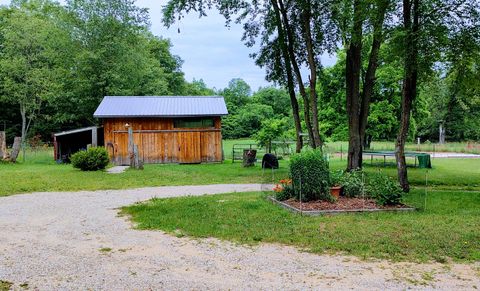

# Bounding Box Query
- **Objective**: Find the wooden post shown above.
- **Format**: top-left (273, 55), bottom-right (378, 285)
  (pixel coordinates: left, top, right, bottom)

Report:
top-left (10, 137), bottom-right (22, 163)
top-left (133, 144), bottom-right (139, 169)
top-left (91, 127), bottom-right (98, 147)
top-left (128, 127), bottom-right (134, 168)
top-left (0, 131), bottom-right (6, 160)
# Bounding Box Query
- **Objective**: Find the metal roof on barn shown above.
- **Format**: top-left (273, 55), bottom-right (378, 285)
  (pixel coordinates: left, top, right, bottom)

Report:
top-left (93, 96), bottom-right (228, 118)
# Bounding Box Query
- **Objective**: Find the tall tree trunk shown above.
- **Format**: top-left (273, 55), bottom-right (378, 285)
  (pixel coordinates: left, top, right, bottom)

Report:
top-left (346, 0), bottom-right (363, 171)
top-left (302, 4), bottom-right (322, 148)
top-left (271, 0), bottom-right (303, 152)
top-left (395, 0), bottom-right (419, 192)
top-left (290, 92), bottom-right (304, 153)
top-left (359, 0), bottom-right (389, 152)
top-left (346, 0), bottom-right (388, 171)
top-left (278, 0), bottom-right (316, 148)
top-left (10, 137), bottom-right (22, 163)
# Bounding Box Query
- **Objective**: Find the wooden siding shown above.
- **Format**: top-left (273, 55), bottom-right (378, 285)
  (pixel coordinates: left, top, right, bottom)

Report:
top-left (103, 117), bottom-right (222, 165)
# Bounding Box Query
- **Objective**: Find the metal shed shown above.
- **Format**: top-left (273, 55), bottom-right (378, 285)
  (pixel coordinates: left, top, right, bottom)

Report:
top-left (94, 96), bottom-right (228, 165)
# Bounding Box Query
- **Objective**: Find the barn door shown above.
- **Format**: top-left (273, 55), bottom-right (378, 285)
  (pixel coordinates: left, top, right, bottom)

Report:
top-left (178, 131), bottom-right (201, 163)
top-left (113, 132), bottom-right (129, 165)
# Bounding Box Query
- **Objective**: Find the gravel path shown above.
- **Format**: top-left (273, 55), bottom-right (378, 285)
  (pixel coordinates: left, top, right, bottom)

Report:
top-left (0, 184), bottom-right (478, 290)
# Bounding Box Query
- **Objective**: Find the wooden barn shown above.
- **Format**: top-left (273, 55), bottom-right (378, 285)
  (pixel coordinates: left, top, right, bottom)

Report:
top-left (93, 96), bottom-right (228, 165)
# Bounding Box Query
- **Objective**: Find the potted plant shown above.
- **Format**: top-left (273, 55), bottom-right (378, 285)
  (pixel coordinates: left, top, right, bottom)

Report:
top-left (330, 170), bottom-right (343, 199)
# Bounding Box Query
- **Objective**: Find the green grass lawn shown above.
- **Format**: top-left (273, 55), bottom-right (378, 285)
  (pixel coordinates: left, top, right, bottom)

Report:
top-left (329, 158), bottom-right (480, 190)
top-left (1, 145), bottom-right (479, 196)
top-left (0, 157), bottom-right (288, 197)
top-left (121, 189), bottom-right (480, 263)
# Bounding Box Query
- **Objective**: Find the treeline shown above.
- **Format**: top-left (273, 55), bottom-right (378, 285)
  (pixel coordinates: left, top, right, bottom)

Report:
top-left (164, 0), bottom-right (480, 191)
top-left (0, 0), bottom-right (213, 144)
top-left (222, 59), bottom-right (480, 144)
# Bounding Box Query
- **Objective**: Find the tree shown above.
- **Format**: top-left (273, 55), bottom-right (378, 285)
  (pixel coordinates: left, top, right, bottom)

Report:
top-left (251, 87), bottom-right (291, 117)
top-left (338, 0), bottom-right (390, 170)
top-left (184, 79), bottom-right (216, 96)
top-left (395, 0), bottom-right (480, 192)
top-left (254, 117), bottom-right (292, 152)
top-left (0, 0), bottom-right (202, 142)
top-left (220, 78), bottom-right (251, 113)
top-left (0, 6), bottom-right (69, 145)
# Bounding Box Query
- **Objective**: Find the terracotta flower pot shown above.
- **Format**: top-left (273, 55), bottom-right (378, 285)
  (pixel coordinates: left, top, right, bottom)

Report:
top-left (330, 186), bottom-right (342, 199)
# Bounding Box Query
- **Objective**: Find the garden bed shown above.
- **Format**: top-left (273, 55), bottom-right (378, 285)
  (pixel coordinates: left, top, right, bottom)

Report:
top-left (269, 196), bottom-right (415, 215)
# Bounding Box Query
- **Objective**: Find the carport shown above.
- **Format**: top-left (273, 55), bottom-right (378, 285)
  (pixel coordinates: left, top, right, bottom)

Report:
top-left (53, 126), bottom-right (103, 162)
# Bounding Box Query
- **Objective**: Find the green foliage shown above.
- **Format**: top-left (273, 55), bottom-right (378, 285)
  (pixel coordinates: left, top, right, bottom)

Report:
top-left (0, 0), bottom-right (204, 141)
top-left (329, 170), bottom-right (343, 186)
top-left (289, 150), bottom-right (331, 202)
top-left (417, 56), bottom-right (480, 142)
top-left (0, 4), bottom-right (71, 142)
top-left (71, 147), bottom-right (109, 171)
top-left (222, 102), bottom-right (274, 139)
top-left (253, 117), bottom-right (292, 151)
top-left (220, 78), bottom-right (252, 113)
top-left (367, 172), bottom-right (404, 205)
top-left (333, 169), bottom-right (403, 205)
top-left (251, 87), bottom-right (291, 117)
top-left (183, 79), bottom-right (215, 96)
top-left (339, 170), bottom-right (366, 198)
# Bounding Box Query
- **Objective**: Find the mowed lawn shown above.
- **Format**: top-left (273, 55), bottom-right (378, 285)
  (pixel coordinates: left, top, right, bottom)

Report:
top-left (1, 146), bottom-right (479, 196)
top-left (0, 149), bottom-right (287, 196)
top-left (122, 189), bottom-right (480, 263)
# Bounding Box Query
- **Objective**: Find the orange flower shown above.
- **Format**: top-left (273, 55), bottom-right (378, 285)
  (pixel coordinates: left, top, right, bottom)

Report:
top-left (273, 184), bottom-right (284, 192)
top-left (279, 178), bottom-right (292, 185)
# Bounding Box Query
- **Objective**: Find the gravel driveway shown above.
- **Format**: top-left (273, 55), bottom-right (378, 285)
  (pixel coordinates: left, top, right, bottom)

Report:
top-left (0, 184), bottom-right (478, 290)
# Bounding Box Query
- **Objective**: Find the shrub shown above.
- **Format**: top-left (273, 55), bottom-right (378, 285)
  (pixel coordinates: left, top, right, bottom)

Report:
top-left (340, 170), bottom-right (366, 198)
top-left (71, 147), bottom-right (109, 171)
top-left (367, 173), bottom-right (403, 205)
top-left (289, 150), bottom-right (331, 202)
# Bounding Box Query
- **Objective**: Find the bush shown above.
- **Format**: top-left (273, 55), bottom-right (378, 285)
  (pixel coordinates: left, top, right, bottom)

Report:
top-left (340, 170), bottom-right (366, 198)
top-left (71, 147), bottom-right (109, 171)
top-left (289, 150), bottom-right (331, 202)
top-left (367, 173), bottom-right (403, 205)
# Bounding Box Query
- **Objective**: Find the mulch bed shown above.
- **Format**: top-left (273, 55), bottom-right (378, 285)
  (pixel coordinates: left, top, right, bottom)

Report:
top-left (278, 197), bottom-right (412, 212)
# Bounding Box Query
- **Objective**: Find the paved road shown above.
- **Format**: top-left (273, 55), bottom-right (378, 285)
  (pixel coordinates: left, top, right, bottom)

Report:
top-left (0, 185), bottom-right (478, 290)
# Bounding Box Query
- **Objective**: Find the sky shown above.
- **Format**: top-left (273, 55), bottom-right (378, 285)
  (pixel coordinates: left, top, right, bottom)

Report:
top-left (1, 0), bottom-right (337, 91)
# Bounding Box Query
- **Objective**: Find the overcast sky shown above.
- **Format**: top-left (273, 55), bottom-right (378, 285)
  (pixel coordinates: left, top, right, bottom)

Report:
top-left (1, 0), bottom-right (336, 91)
